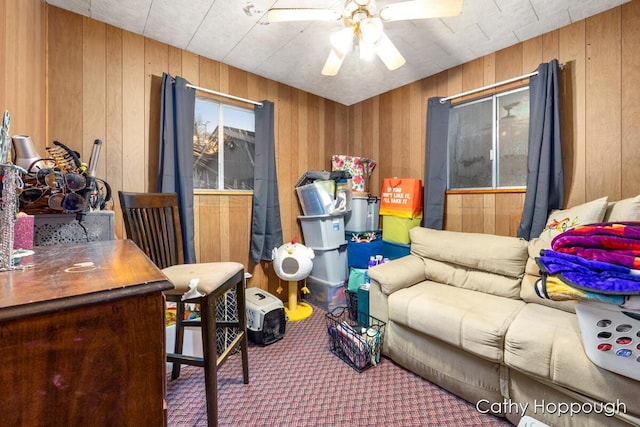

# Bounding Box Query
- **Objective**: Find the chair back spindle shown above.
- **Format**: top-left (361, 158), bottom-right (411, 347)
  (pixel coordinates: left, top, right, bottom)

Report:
top-left (118, 192), bottom-right (184, 269)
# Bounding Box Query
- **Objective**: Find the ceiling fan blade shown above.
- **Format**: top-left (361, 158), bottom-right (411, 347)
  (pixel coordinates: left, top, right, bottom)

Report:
top-left (321, 48), bottom-right (346, 76)
top-left (379, 0), bottom-right (463, 22)
top-left (267, 8), bottom-right (341, 23)
top-left (375, 32), bottom-right (406, 71)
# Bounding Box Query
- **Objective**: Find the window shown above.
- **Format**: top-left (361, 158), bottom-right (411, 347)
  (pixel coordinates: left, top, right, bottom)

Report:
top-left (447, 87), bottom-right (529, 190)
top-left (193, 96), bottom-right (255, 191)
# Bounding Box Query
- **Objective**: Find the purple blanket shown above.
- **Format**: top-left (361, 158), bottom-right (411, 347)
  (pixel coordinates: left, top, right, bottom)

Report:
top-left (536, 250), bottom-right (640, 295)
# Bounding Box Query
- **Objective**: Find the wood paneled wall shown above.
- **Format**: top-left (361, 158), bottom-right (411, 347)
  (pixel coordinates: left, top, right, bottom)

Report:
top-left (349, 1), bottom-right (640, 237)
top-left (5, 1), bottom-right (640, 291)
top-left (0, 0), bottom-right (45, 148)
top-left (44, 5), bottom-right (349, 293)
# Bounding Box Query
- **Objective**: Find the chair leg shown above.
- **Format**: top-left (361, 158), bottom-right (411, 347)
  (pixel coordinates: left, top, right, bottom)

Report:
top-left (236, 277), bottom-right (249, 384)
top-left (201, 292), bottom-right (219, 427)
top-left (171, 301), bottom-right (186, 380)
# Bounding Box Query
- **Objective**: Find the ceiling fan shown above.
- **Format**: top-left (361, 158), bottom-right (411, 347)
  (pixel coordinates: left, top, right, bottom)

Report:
top-left (267, 0), bottom-right (464, 76)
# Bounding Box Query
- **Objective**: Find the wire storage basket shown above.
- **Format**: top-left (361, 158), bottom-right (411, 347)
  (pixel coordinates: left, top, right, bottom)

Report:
top-left (345, 289), bottom-right (358, 321)
top-left (575, 301), bottom-right (640, 381)
top-left (325, 306), bottom-right (386, 372)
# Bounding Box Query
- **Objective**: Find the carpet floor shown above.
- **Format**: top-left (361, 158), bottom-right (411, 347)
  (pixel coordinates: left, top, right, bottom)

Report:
top-left (166, 306), bottom-right (513, 427)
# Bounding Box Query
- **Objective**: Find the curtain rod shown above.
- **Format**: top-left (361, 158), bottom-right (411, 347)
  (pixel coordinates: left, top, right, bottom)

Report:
top-left (440, 62), bottom-right (566, 103)
top-left (186, 83), bottom-right (263, 107)
top-left (440, 71), bottom-right (538, 103)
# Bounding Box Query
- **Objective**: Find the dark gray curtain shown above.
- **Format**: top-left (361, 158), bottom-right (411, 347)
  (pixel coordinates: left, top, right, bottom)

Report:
top-left (158, 73), bottom-right (196, 263)
top-left (517, 59), bottom-right (564, 240)
top-left (250, 100), bottom-right (283, 262)
top-left (423, 97), bottom-right (451, 230)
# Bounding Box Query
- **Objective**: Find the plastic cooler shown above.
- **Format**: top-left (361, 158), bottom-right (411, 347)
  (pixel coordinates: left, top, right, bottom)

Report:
top-left (575, 302), bottom-right (640, 380)
top-left (345, 196), bottom-right (380, 232)
top-left (310, 244), bottom-right (348, 283)
top-left (298, 213), bottom-right (346, 249)
top-left (304, 275), bottom-right (347, 312)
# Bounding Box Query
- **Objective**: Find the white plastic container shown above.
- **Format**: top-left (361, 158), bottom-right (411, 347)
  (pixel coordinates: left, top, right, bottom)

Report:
top-left (296, 180), bottom-right (335, 216)
top-left (310, 244), bottom-right (348, 283)
top-left (575, 302), bottom-right (640, 381)
top-left (298, 213), bottom-right (346, 249)
top-left (304, 275), bottom-right (347, 312)
top-left (345, 196), bottom-right (380, 232)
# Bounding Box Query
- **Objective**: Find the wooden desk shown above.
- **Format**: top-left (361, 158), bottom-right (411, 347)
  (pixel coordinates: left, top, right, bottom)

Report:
top-left (0, 239), bottom-right (173, 426)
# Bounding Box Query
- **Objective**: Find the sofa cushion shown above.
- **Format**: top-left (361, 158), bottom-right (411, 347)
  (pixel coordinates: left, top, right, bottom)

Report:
top-left (410, 227), bottom-right (529, 279)
top-left (504, 303), bottom-right (639, 416)
top-left (423, 258), bottom-right (522, 299)
top-left (538, 197), bottom-right (608, 243)
top-left (388, 281), bottom-right (525, 363)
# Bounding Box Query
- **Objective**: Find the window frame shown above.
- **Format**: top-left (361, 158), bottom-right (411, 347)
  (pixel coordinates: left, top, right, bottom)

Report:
top-left (446, 86), bottom-right (529, 192)
top-left (193, 96), bottom-right (255, 195)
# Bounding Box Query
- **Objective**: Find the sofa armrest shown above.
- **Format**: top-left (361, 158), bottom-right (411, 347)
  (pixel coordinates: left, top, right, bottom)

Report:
top-left (368, 254), bottom-right (426, 295)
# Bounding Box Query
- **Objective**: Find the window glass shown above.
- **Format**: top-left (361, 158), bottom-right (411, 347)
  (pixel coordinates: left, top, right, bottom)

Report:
top-left (497, 89), bottom-right (529, 187)
top-left (448, 98), bottom-right (492, 189)
top-left (193, 97), bottom-right (255, 191)
top-left (447, 87), bottom-right (529, 190)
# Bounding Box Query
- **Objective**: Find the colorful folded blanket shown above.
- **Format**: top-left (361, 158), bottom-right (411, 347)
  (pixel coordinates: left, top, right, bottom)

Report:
top-left (551, 221), bottom-right (640, 269)
top-left (536, 250), bottom-right (640, 295)
top-left (534, 275), bottom-right (625, 305)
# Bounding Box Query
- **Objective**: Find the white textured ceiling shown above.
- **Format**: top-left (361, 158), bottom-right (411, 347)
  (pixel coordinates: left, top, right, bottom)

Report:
top-left (45, 0), bottom-right (630, 106)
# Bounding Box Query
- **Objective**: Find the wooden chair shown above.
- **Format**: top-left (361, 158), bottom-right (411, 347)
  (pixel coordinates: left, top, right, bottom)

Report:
top-left (118, 191), bottom-right (249, 427)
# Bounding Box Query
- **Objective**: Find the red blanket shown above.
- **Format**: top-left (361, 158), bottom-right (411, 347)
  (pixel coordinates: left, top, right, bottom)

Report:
top-left (551, 221), bottom-right (640, 269)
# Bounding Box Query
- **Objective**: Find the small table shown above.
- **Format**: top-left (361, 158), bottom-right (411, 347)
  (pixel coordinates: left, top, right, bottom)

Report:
top-left (0, 239), bottom-right (173, 426)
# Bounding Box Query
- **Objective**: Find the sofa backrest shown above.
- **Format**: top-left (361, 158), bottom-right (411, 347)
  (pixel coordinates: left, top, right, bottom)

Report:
top-left (409, 227), bottom-right (529, 299)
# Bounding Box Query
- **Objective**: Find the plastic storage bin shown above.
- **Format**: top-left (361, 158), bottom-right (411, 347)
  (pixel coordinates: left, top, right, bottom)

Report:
top-left (347, 238), bottom-right (383, 269)
top-left (325, 306), bottom-right (386, 372)
top-left (310, 244), bottom-right (348, 283)
top-left (299, 213), bottom-right (347, 249)
top-left (345, 196), bottom-right (380, 232)
top-left (304, 275), bottom-right (347, 311)
top-left (575, 302), bottom-right (640, 380)
top-left (296, 180), bottom-right (335, 216)
top-left (382, 239), bottom-right (411, 260)
top-left (381, 215), bottom-right (421, 244)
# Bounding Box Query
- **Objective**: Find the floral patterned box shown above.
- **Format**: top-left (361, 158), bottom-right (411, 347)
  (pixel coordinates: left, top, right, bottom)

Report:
top-left (331, 155), bottom-right (376, 193)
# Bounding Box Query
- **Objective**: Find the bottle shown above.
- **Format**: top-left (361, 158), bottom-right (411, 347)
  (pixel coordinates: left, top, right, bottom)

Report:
top-left (368, 255), bottom-right (377, 268)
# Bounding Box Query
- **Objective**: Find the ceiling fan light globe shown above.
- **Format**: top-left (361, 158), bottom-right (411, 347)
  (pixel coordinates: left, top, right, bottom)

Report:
top-left (360, 17), bottom-right (383, 44)
top-left (330, 28), bottom-right (354, 55)
top-left (354, 0), bottom-right (370, 6)
top-left (358, 37), bottom-right (377, 61)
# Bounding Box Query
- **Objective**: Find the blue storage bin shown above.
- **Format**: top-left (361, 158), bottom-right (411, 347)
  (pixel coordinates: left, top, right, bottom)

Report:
top-left (347, 238), bottom-right (383, 268)
top-left (382, 239), bottom-right (411, 260)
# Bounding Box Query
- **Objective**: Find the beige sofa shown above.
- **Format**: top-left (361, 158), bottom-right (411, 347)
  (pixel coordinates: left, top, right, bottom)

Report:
top-left (369, 212), bottom-right (640, 426)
